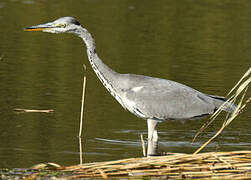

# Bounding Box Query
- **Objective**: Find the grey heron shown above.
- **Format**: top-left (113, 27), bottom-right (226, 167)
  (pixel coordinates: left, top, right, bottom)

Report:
top-left (25, 17), bottom-right (235, 156)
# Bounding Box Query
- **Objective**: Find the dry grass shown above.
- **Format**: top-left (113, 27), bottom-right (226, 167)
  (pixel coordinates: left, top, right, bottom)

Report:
top-left (54, 151), bottom-right (251, 179)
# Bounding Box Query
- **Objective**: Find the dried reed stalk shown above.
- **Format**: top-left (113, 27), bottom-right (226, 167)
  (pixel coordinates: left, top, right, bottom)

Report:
top-left (14, 109), bottom-right (54, 113)
top-left (79, 64), bottom-right (87, 137)
top-left (193, 68), bottom-right (250, 154)
top-left (78, 65), bottom-right (87, 165)
top-left (78, 137), bottom-right (83, 165)
top-left (140, 134), bottom-right (146, 157)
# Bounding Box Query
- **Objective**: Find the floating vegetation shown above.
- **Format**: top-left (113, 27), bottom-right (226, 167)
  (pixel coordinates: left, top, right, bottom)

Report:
top-left (14, 108), bottom-right (54, 113)
top-left (0, 167), bottom-right (67, 180)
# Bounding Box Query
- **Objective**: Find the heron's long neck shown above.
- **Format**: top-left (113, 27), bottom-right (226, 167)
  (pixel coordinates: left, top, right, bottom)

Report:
top-left (75, 26), bottom-right (121, 100)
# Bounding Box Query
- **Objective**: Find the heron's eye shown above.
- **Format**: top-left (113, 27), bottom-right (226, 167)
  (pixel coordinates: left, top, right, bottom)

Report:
top-left (56, 24), bottom-right (66, 28)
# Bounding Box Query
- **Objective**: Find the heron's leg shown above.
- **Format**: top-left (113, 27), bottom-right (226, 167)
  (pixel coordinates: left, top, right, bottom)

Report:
top-left (147, 119), bottom-right (159, 156)
top-left (147, 119), bottom-right (159, 141)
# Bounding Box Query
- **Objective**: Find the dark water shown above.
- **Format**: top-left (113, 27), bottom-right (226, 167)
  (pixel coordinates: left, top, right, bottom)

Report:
top-left (0, 0), bottom-right (250, 168)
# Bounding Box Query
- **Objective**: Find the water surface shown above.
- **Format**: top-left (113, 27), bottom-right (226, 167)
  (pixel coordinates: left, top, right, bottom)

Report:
top-left (0, 0), bottom-right (250, 168)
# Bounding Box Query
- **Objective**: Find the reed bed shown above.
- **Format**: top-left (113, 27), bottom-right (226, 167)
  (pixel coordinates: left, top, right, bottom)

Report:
top-left (55, 151), bottom-right (251, 179)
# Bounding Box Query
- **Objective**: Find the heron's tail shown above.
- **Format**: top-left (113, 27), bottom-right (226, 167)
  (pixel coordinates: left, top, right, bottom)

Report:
top-left (209, 95), bottom-right (236, 113)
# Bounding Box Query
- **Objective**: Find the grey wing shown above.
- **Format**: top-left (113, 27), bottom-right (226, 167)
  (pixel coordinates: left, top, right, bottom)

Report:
top-left (121, 76), bottom-right (216, 120)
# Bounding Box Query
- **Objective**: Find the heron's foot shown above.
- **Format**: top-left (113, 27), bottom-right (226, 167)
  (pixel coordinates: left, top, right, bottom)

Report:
top-left (147, 153), bottom-right (161, 157)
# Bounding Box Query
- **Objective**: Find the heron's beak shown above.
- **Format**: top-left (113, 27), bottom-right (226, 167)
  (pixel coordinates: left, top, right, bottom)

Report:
top-left (24, 22), bottom-right (54, 31)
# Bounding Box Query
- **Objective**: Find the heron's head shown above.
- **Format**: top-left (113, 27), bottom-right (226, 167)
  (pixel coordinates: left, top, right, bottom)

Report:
top-left (24, 17), bottom-right (81, 34)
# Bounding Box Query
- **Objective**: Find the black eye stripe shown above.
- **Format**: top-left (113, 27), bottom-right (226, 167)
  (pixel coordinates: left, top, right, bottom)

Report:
top-left (73, 21), bottom-right (80, 25)
top-left (71, 19), bottom-right (80, 25)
